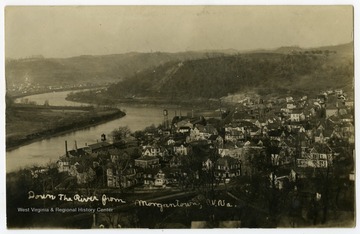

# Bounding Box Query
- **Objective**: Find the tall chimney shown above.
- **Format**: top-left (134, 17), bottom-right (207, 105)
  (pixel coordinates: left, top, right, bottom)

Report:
top-left (74, 140), bottom-right (78, 152)
top-left (65, 140), bottom-right (68, 157)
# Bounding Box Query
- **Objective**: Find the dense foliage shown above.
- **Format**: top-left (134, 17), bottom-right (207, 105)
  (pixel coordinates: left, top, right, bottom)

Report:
top-left (6, 52), bottom-right (223, 86)
top-left (106, 50), bottom-right (353, 99)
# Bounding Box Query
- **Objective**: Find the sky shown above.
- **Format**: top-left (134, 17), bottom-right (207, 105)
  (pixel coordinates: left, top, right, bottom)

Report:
top-left (5, 5), bottom-right (354, 58)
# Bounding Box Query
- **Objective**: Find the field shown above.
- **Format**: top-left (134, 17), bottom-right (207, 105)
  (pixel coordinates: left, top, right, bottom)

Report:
top-left (6, 105), bottom-right (125, 150)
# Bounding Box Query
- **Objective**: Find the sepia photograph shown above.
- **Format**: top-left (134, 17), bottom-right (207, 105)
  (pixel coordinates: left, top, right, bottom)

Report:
top-left (4, 3), bottom-right (356, 229)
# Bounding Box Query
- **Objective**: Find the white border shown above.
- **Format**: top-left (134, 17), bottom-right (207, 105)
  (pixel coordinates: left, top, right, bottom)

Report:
top-left (0, 1), bottom-right (358, 234)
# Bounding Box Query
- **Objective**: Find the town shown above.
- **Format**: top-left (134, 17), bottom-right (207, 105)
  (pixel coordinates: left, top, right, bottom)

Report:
top-left (6, 72), bottom-right (106, 97)
top-left (19, 87), bottom-right (354, 228)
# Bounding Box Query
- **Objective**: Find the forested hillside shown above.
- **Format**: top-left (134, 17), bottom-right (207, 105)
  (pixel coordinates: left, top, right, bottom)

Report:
top-left (106, 43), bottom-right (353, 99)
top-left (5, 52), bottom-right (225, 87)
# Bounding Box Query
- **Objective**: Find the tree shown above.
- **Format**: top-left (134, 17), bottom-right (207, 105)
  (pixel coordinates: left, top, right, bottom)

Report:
top-left (44, 99), bottom-right (50, 106)
top-left (110, 126), bottom-right (131, 142)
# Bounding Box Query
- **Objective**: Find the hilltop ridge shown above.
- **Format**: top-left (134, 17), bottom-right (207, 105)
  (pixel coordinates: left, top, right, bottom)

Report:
top-left (103, 42), bottom-right (353, 100)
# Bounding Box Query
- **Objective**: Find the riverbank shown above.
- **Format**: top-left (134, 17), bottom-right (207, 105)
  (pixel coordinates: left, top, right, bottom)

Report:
top-left (6, 105), bottom-right (125, 151)
top-left (8, 85), bottom-right (108, 99)
top-left (65, 92), bottom-right (233, 110)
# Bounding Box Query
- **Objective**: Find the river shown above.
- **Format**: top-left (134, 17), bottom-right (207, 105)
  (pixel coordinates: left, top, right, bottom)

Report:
top-left (7, 90), bottom-right (188, 172)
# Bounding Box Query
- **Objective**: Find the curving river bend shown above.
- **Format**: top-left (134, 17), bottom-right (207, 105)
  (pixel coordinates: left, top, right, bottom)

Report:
top-left (7, 90), bottom-right (186, 172)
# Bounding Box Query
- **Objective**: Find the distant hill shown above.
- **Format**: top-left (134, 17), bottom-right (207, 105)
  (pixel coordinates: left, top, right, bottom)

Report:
top-left (105, 42), bottom-right (353, 100)
top-left (6, 42), bottom-right (353, 99)
top-left (250, 42), bottom-right (353, 55)
top-left (5, 51), bottom-right (226, 87)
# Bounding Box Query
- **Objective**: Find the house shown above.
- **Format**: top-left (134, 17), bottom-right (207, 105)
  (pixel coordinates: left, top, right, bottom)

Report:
top-left (106, 166), bottom-right (138, 188)
top-left (278, 140), bottom-right (296, 165)
top-left (154, 169), bottom-right (167, 187)
top-left (268, 129), bottom-right (284, 141)
top-left (313, 125), bottom-right (333, 143)
top-left (218, 146), bottom-right (244, 159)
top-left (286, 96), bottom-right (294, 103)
top-left (327, 115), bottom-right (342, 126)
top-left (173, 144), bottom-right (191, 156)
top-left (169, 155), bottom-right (182, 168)
top-left (141, 144), bottom-right (163, 157)
top-left (286, 101), bottom-right (297, 110)
top-left (310, 144), bottom-right (334, 166)
top-left (281, 107), bottom-right (291, 115)
top-left (106, 168), bottom-right (119, 188)
top-left (297, 143), bottom-right (334, 168)
top-left (290, 109), bottom-right (304, 122)
top-left (178, 126), bottom-right (191, 134)
top-left (251, 127), bottom-right (262, 137)
top-left (340, 114), bottom-right (353, 123)
top-left (57, 158), bottom-right (71, 172)
top-left (326, 103), bottom-right (339, 118)
top-left (270, 152), bottom-right (281, 166)
top-left (167, 138), bottom-right (176, 145)
top-left (140, 168), bottom-right (168, 187)
top-left (202, 158), bottom-right (214, 171)
top-left (135, 156), bottom-right (160, 169)
top-left (266, 118), bottom-right (282, 130)
top-left (313, 130), bottom-right (325, 143)
top-left (162, 129), bottom-right (171, 136)
top-left (335, 89), bottom-right (343, 95)
top-left (30, 168), bottom-right (48, 179)
top-left (175, 120), bottom-right (193, 130)
top-left (210, 135), bottom-right (224, 148)
top-left (330, 128), bottom-right (343, 139)
top-left (108, 149), bottom-right (130, 163)
top-left (190, 124), bottom-right (218, 141)
top-left (341, 122), bottom-right (355, 136)
top-left (298, 131), bottom-right (312, 147)
top-left (224, 121), bottom-right (257, 142)
top-left (214, 156), bottom-right (242, 179)
top-left (224, 127), bottom-right (245, 142)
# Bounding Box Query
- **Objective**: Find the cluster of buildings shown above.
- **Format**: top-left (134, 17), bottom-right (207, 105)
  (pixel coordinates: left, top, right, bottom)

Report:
top-left (53, 88), bottom-right (354, 192)
top-left (7, 74), bottom-right (102, 96)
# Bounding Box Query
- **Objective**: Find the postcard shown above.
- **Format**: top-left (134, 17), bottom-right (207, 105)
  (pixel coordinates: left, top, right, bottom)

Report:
top-left (4, 4), bottom-right (356, 229)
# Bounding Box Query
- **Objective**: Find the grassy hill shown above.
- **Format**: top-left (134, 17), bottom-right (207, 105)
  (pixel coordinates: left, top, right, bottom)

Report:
top-left (104, 42), bottom-right (353, 100)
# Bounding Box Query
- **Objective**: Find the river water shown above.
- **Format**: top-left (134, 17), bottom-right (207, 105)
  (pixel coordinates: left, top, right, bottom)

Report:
top-left (7, 90), bottom-right (187, 172)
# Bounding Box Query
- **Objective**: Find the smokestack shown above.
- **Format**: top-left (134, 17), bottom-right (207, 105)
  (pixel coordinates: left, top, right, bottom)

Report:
top-left (74, 140), bottom-right (78, 152)
top-left (65, 141), bottom-right (68, 157)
